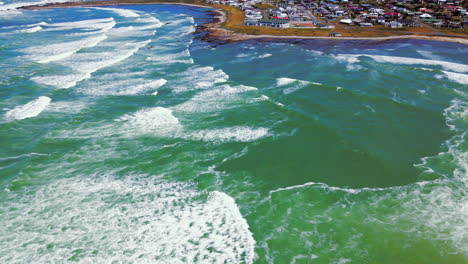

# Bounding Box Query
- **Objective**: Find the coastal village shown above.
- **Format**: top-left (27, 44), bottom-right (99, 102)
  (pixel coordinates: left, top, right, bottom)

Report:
top-left (204, 0), bottom-right (467, 36)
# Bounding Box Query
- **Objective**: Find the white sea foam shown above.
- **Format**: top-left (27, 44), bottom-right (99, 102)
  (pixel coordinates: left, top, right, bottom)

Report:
top-left (187, 16), bottom-right (195, 24)
top-left (276, 77), bottom-right (315, 94)
top-left (331, 54), bottom-right (362, 70)
top-left (174, 25), bottom-right (195, 35)
top-left (32, 73), bottom-right (91, 89)
top-left (332, 54), bottom-right (360, 64)
top-left (416, 50), bottom-right (443, 61)
top-left (269, 181), bottom-right (387, 197)
top-left (173, 66), bottom-right (229, 91)
top-left (16, 25), bottom-right (42, 33)
top-left (94, 7), bottom-right (140, 17)
top-left (34, 40), bottom-right (150, 89)
top-left (164, 16), bottom-right (194, 27)
top-left (146, 49), bottom-right (193, 64)
top-left (276, 77), bottom-right (298, 86)
top-left (44, 17), bottom-right (116, 32)
top-left (249, 94), bottom-right (270, 103)
top-left (173, 85), bottom-right (257, 113)
top-left (67, 40), bottom-right (150, 72)
top-left (118, 107), bottom-right (182, 136)
top-left (106, 26), bottom-right (157, 38)
top-left (0, 175), bottom-right (256, 263)
top-left (186, 126), bottom-right (269, 142)
top-left (232, 52), bottom-right (272, 62)
top-left (362, 55), bottom-right (468, 73)
top-left (135, 16), bottom-right (161, 23)
top-left (258, 53), bottom-right (272, 59)
top-left (81, 78), bottom-right (167, 96)
top-left (4, 96), bottom-right (51, 120)
top-left (46, 100), bottom-right (87, 114)
top-left (438, 71), bottom-right (468, 85)
top-left (236, 53), bottom-right (249, 58)
top-left (65, 19), bottom-right (116, 36)
top-left (23, 35), bottom-right (108, 63)
top-left (0, 152), bottom-right (48, 162)
top-left (1, 21), bottom-right (46, 30)
top-left (0, 8), bottom-right (21, 17)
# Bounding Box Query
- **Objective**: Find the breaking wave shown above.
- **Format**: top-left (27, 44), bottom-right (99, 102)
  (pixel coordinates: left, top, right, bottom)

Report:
top-left (4, 96), bottom-right (51, 120)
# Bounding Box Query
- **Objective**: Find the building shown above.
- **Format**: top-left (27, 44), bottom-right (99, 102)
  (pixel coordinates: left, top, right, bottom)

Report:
top-left (247, 19), bottom-right (290, 28)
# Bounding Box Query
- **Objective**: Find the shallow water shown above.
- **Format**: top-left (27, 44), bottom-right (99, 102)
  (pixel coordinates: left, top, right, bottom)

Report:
top-left (0, 4), bottom-right (467, 263)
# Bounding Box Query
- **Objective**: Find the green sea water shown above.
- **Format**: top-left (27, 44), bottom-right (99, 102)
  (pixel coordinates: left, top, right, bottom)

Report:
top-left (0, 4), bottom-right (467, 263)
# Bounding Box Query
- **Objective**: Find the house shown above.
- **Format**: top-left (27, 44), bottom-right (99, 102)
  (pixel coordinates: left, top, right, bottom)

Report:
top-left (257, 19), bottom-right (290, 28)
top-left (244, 19), bottom-right (260, 26)
top-left (340, 18), bottom-right (352, 24)
top-left (352, 18), bottom-right (365, 25)
top-left (335, 10), bottom-right (345, 16)
top-left (420, 13), bottom-right (433, 18)
top-left (388, 21), bottom-right (403, 28)
top-left (397, 19), bottom-right (418, 27)
top-left (376, 17), bottom-right (386, 24)
top-left (385, 12), bottom-right (400, 18)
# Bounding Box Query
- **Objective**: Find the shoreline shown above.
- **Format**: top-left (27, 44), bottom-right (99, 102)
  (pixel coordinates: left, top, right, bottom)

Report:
top-left (19, 1), bottom-right (468, 45)
top-left (200, 9), bottom-right (468, 45)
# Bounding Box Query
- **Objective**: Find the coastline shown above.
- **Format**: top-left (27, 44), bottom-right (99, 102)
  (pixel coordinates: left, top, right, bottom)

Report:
top-left (200, 8), bottom-right (468, 45)
top-left (19, 1), bottom-right (468, 45)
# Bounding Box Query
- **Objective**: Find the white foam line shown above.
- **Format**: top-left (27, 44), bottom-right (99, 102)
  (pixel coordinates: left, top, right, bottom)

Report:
top-left (81, 78), bottom-right (167, 96)
top-left (106, 26), bottom-right (157, 38)
top-left (31, 73), bottom-right (91, 89)
top-left (135, 16), bottom-right (160, 23)
top-left (165, 16), bottom-right (195, 27)
top-left (16, 25), bottom-right (42, 33)
top-left (94, 7), bottom-right (141, 17)
top-left (276, 77), bottom-right (321, 94)
top-left (269, 181), bottom-right (387, 197)
top-left (44, 17), bottom-right (116, 31)
top-left (185, 127), bottom-right (269, 142)
top-left (276, 77), bottom-right (297, 86)
top-left (34, 40), bottom-right (151, 89)
top-left (0, 8), bottom-right (21, 17)
top-left (361, 54), bottom-right (468, 73)
top-left (439, 71), bottom-right (468, 85)
top-left (69, 40), bottom-right (151, 73)
top-left (4, 96), bottom-right (51, 120)
top-left (258, 53), bottom-right (272, 59)
top-left (1, 22), bottom-right (45, 30)
top-left (0, 152), bottom-right (48, 161)
top-left (23, 35), bottom-right (108, 63)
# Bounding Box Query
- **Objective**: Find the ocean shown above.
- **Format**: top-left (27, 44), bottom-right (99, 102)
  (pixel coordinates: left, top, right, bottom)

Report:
top-left (0, 3), bottom-right (467, 263)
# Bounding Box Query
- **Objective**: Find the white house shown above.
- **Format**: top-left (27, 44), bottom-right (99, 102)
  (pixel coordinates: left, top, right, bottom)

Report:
top-left (340, 18), bottom-right (352, 25)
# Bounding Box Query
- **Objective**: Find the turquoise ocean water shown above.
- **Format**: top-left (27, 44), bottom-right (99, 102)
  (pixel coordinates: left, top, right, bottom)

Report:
top-left (0, 3), bottom-right (467, 263)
